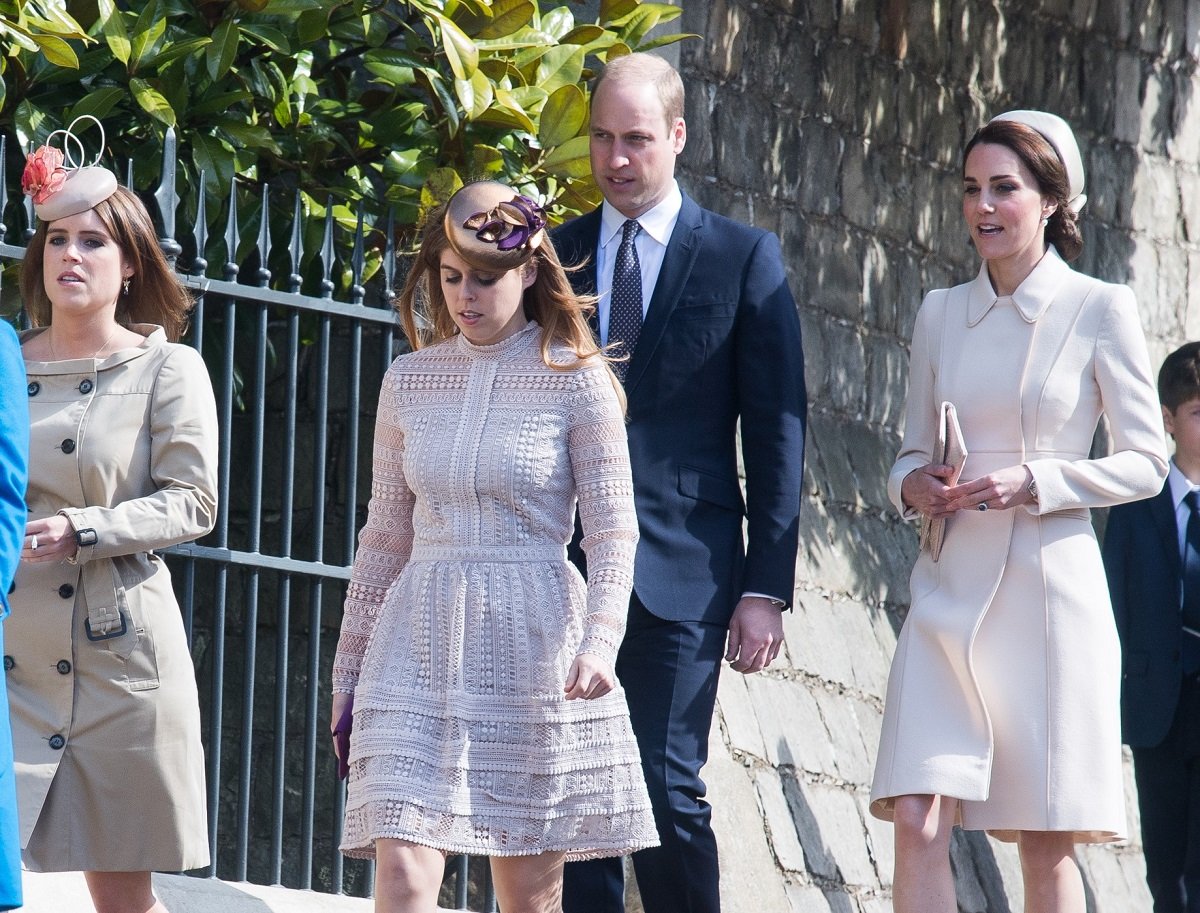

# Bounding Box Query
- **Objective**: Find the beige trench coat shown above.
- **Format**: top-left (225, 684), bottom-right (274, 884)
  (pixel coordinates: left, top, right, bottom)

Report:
top-left (870, 250), bottom-right (1168, 842)
top-left (9, 325), bottom-right (217, 871)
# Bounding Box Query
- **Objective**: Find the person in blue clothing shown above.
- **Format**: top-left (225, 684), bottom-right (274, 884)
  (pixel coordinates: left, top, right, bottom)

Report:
top-left (0, 319), bottom-right (29, 910)
top-left (1105, 341), bottom-right (1200, 913)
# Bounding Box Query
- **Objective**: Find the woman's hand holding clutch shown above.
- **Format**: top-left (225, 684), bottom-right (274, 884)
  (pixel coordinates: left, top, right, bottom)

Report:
top-left (943, 465), bottom-right (1036, 512)
top-left (902, 463), bottom-right (962, 519)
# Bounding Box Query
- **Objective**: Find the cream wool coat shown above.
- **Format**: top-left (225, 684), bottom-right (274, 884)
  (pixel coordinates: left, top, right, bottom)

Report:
top-left (9, 325), bottom-right (216, 871)
top-left (870, 250), bottom-right (1168, 842)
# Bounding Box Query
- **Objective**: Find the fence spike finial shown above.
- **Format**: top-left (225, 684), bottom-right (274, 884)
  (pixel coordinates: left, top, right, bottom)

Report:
top-left (155, 127), bottom-right (182, 264)
top-left (224, 177), bottom-right (240, 283)
top-left (256, 184), bottom-right (271, 288)
top-left (288, 191), bottom-right (303, 295)
top-left (319, 197), bottom-right (335, 300)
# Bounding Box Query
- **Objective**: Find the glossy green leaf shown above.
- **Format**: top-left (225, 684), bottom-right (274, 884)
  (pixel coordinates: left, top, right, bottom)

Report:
top-left (560, 24), bottom-right (606, 45)
top-left (191, 133), bottom-right (236, 191)
top-left (129, 76), bottom-right (176, 126)
top-left (636, 31), bottom-right (702, 52)
top-left (31, 33), bottom-right (77, 68)
top-left (541, 134), bottom-right (591, 178)
top-left (207, 19), bottom-right (239, 82)
top-left (540, 6), bottom-right (574, 40)
top-left (23, 13), bottom-right (88, 39)
top-left (538, 84), bottom-right (586, 147)
top-left (239, 23), bottom-right (290, 54)
top-left (474, 0), bottom-right (534, 39)
top-left (599, 0), bottom-right (639, 25)
top-left (455, 69), bottom-right (493, 120)
top-left (68, 87), bottom-right (127, 122)
top-left (436, 14), bottom-right (477, 80)
top-left (151, 36), bottom-right (214, 68)
top-left (296, 7), bottom-right (329, 44)
top-left (534, 44), bottom-right (583, 94)
top-left (130, 0), bottom-right (166, 71)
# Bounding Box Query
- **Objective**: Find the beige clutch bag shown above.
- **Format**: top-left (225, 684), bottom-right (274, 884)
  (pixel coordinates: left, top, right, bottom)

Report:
top-left (918, 401), bottom-right (968, 562)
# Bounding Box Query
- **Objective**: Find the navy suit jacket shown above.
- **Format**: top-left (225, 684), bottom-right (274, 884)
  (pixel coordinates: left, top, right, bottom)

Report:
top-left (553, 192), bottom-right (807, 625)
top-left (1103, 483), bottom-right (1183, 748)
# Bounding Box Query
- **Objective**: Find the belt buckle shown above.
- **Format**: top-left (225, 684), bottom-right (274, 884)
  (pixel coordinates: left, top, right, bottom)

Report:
top-left (84, 609), bottom-right (128, 642)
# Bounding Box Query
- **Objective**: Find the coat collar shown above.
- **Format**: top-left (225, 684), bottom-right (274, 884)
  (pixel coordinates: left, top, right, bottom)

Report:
top-left (21, 323), bottom-right (165, 373)
top-left (966, 247), bottom-right (1072, 327)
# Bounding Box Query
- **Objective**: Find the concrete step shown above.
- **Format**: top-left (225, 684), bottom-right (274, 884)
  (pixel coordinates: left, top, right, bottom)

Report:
top-left (21, 870), bottom-right (379, 912)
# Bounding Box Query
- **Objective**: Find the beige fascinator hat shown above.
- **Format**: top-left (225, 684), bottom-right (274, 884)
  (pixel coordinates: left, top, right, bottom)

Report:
top-left (22, 115), bottom-right (119, 222)
top-left (444, 181), bottom-right (547, 272)
top-left (989, 110), bottom-right (1087, 214)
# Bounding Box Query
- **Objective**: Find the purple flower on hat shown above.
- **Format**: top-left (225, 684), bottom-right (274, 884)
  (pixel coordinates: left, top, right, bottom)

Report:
top-left (463, 194), bottom-right (547, 252)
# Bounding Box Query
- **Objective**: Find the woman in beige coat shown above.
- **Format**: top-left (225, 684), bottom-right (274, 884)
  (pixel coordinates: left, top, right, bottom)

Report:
top-left (11, 122), bottom-right (217, 913)
top-left (870, 111), bottom-right (1168, 912)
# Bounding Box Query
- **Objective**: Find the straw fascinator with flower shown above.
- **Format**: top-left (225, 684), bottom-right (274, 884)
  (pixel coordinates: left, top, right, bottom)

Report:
top-left (444, 181), bottom-right (547, 272)
top-left (21, 115), bottom-right (118, 222)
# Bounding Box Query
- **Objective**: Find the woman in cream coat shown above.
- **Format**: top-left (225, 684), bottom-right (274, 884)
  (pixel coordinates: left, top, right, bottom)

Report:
top-left (870, 111), bottom-right (1168, 912)
top-left (12, 126), bottom-right (216, 913)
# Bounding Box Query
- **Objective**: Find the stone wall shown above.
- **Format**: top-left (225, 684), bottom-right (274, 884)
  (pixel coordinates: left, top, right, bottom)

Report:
top-left (670, 1), bottom-right (1200, 910)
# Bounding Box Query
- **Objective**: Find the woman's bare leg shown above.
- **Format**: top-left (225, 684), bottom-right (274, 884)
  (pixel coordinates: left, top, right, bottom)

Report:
top-left (1017, 831), bottom-right (1084, 913)
top-left (374, 839), bottom-right (445, 913)
top-left (892, 793), bottom-right (959, 913)
top-left (84, 871), bottom-right (166, 913)
top-left (490, 851), bottom-right (566, 913)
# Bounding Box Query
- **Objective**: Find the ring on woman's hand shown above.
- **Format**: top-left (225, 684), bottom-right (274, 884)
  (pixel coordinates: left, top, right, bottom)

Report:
top-left (29, 535), bottom-right (38, 550)
top-left (977, 503), bottom-right (989, 512)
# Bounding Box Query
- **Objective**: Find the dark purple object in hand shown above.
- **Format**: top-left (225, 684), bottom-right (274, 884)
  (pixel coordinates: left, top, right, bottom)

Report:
top-left (333, 698), bottom-right (353, 780)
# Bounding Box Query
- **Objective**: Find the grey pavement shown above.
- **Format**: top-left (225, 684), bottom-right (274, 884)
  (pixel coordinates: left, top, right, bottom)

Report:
top-left (20, 870), bottom-right (376, 912)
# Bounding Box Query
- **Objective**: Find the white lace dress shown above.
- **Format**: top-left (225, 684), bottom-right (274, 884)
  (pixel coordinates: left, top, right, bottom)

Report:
top-left (332, 322), bottom-right (658, 860)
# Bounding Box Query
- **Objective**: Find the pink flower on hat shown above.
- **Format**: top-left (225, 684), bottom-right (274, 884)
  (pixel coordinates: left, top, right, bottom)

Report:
top-left (22, 146), bottom-right (67, 204)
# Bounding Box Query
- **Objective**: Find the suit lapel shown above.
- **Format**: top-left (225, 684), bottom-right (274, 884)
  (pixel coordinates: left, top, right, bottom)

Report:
top-left (1149, 484), bottom-right (1181, 578)
top-left (623, 194), bottom-right (703, 393)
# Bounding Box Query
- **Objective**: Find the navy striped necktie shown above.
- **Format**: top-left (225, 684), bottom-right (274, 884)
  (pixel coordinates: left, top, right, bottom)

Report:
top-left (1183, 490), bottom-right (1200, 673)
top-left (608, 219), bottom-right (642, 383)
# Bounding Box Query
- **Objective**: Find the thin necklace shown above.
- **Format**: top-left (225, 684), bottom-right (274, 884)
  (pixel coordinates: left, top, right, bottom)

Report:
top-left (48, 323), bottom-right (120, 362)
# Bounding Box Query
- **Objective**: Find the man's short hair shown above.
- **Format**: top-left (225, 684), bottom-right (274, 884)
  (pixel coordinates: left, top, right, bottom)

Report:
top-left (1159, 341), bottom-right (1200, 411)
top-left (593, 53), bottom-right (685, 126)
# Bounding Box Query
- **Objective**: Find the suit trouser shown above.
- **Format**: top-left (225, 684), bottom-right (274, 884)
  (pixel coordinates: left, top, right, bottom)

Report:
top-left (562, 595), bottom-right (726, 913)
top-left (1133, 673), bottom-right (1200, 913)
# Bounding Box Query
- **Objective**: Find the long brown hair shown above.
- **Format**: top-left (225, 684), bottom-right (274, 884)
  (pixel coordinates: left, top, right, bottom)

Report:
top-left (20, 186), bottom-right (194, 340)
top-left (396, 209), bottom-right (626, 408)
top-left (963, 120), bottom-right (1083, 261)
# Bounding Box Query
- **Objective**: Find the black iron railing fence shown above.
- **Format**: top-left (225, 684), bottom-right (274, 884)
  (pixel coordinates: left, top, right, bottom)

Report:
top-left (1, 128), bottom-right (496, 910)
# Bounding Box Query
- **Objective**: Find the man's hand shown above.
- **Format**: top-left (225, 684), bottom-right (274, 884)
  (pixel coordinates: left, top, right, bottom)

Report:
top-left (725, 595), bottom-right (785, 674)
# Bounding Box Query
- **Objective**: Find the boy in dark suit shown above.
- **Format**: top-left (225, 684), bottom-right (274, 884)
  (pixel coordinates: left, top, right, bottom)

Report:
top-left (1105, 341), bottom-right (1200, 913)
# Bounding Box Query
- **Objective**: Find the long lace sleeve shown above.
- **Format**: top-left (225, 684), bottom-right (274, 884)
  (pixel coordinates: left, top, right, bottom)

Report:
top-left (568, 362), bottom-right (638, 667)
top-left (332, 367), bottom-right (416, 693)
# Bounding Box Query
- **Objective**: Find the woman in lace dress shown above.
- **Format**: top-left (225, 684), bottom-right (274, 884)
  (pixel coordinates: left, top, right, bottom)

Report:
top-left (331, 181), bottom-right (657, 912)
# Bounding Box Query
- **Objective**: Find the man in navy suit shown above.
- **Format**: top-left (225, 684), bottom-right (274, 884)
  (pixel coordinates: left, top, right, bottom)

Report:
top-left (1105, 341), bottom-right (1200, 913)
top-left (554, 54), bottom-right (807, 913)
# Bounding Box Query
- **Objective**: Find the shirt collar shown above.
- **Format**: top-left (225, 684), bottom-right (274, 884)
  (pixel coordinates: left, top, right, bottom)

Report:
top-left (1169, 461), bottom-right (1198, 511)
top-left (599, 181), bottom-right (682, 249)
top-left (966, 246), bottom-right (1072, 327)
